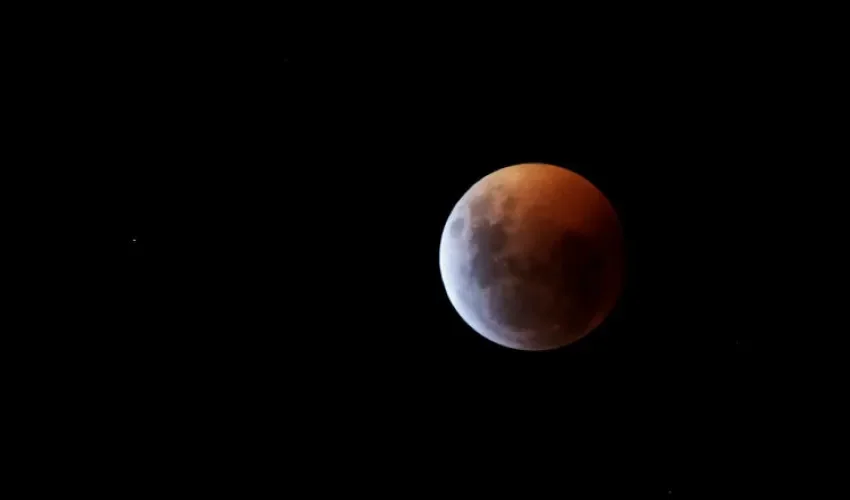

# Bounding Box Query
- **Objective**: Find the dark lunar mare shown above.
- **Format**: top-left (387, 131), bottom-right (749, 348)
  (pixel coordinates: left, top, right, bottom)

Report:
top-left (465, 207), bottom-right (605, 342)
top-left (449, 217), bottom-right (465, 238)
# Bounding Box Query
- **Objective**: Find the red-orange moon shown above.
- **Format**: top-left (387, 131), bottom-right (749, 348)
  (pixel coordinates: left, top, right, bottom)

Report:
top-left (439, 163), bottom-right (625, 351)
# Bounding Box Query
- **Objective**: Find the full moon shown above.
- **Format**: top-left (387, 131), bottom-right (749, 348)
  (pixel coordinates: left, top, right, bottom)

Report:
top-left (439, 163), bottom-right (625, 351)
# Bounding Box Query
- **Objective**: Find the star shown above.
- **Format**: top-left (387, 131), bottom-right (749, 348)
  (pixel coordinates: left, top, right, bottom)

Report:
top-left (130, 238), bottom-right (137, 243)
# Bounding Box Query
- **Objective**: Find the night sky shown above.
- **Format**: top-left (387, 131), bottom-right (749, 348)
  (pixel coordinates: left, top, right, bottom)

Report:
top-left (112, 15), bottom-right (837, 497)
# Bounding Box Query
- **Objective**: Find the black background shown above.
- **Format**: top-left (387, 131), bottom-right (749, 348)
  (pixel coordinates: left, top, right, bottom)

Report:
top-left (101, 11), bottom-right (840, 496)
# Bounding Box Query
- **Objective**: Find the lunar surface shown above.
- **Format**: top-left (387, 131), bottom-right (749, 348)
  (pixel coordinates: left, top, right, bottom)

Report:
top-left (439, 163), bottom-right (624, 351)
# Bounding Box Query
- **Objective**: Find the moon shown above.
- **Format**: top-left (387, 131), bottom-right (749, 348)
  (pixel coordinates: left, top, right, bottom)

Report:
top-left (439, 163), bottom-right (625, 351)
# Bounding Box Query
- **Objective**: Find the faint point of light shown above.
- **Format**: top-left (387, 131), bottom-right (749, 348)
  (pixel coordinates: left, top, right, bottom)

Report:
top-left (131, 238), bottom-right (137, 243)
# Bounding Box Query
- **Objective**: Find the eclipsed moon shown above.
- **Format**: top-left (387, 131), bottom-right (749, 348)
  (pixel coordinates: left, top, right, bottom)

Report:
top-left (439, 163), bottom-right (625, 351)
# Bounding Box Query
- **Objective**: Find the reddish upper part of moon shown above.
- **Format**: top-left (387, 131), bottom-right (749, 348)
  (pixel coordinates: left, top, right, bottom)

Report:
top-left (439, 163), bottom-right (625, 351)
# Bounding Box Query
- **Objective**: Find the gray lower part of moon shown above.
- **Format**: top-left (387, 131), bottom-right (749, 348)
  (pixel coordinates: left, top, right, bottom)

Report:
top-left (439, 164), bottom-right (623, 351)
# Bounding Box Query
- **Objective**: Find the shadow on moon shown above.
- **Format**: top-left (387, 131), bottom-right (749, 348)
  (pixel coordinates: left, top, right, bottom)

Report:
top-left (458, 191), bottom-right (606, 344)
